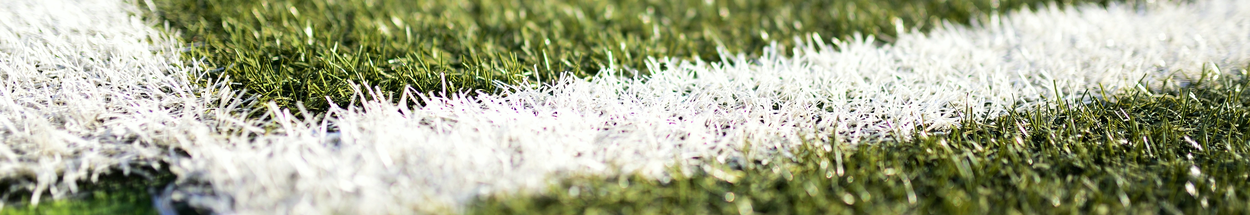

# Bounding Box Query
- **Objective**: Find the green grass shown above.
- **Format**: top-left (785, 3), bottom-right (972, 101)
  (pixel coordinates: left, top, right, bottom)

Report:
top-left (0, 167), bottom-right (179, 215)
top-left (21, 0), bottom-right (1215, 213)
top-left (144, 0), bottom-right (1115, 112)
top-left (1, 190), bottom-right (154, 215)
top-left (468, 70), bottom-right (1250, 214)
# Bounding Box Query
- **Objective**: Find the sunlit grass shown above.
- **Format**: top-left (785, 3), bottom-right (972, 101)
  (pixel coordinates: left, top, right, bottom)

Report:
top-left (12, 0), bottom-right (1230, 213)
top-left (469, 71), bottom-right (1250, 214)
top-left (143, 0), bottom-right (1115, 112)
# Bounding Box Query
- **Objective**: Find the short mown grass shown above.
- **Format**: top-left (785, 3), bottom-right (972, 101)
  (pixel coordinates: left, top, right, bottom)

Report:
top-left (7, 0), bottom-right (1189, 213)
top-left (469, 70), bottom-right (1250, 214)
top-left (144, 0), bottom-right (1115, 112)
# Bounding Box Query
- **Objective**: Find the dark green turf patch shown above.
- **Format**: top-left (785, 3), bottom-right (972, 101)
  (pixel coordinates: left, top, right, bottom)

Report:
top-left (468, 72), bottom-right (1250, 214)
top-left (0, 165), bottom-right (202, 215)
top-left (144, 0), bottom-right (1116, 112)
top-left (1, 170), bottom-right (164, 215)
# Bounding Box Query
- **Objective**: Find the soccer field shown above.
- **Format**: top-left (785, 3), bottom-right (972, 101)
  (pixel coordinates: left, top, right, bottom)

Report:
top-left (1, 0), bottom-right (1249, 214)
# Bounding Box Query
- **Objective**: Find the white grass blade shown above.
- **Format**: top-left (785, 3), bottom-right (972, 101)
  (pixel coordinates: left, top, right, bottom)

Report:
top-left (175, 1), bottom-right (1250, 213)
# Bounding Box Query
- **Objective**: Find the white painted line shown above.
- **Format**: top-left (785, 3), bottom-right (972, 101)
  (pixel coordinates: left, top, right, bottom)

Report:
top-left (0, 0), bottom-right (197, 206)
top-left (4, 0), bottom-right (1249, 214)
top-left (176, 1), bottom-right (1250, 213)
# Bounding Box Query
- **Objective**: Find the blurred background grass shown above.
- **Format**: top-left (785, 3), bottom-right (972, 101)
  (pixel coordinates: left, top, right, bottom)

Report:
top-left (144, 0), bottom-right (1115, 112)
top-left (470, 71), bottom-right (1250, 214)
top-left (0, 166), bottom-right (181, 215)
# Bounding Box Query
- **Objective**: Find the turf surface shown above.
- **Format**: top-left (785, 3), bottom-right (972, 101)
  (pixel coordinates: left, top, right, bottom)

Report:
top-left (143, 0), bottom-right (1250, 212)
top-left (1, 168), bottom-right (180, 215)
top-left (13, 0), bottom-right (1250, 214)
top-left (0, 0), bottom-right (214, 213)
top-left (145, 0), bottom-right (1115, 112)
top-left (469, 70), bottom-right (1250, 214)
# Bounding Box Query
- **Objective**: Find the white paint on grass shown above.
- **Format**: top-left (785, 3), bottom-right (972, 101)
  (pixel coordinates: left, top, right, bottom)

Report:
top-left (0, 0), bottom-right (256, 210)
top-left (3, 0), bottom-right (1250, 214)
top-left (177, 1), bottom-right (1250, 213)
top-left (0, 0), bottom-right (190, 206)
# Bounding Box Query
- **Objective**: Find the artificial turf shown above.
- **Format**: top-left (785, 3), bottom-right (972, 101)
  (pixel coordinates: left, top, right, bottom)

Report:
top-left (15, 72), bottom-right (1250, 214)
top-left (144, 0), bottom-right (1116, 112)
top-left (1, 189), bottom-right (156, 215)
top-left (0, 167), bottom-right (177, 215)
top-left (17, 0), bottom-right (1250, 214)
top-left (468, 70), bottom-right (1250, 214)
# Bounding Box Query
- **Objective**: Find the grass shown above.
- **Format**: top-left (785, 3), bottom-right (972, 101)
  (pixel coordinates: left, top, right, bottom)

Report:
top-left (0, 167), bottom-right (178, 215)
top-left (469, 71), bottom-right (1250, 214)
top-left (0, 0), bottom-right (216, 214)
top-left (13, 0), bottom-right (1239, 213)
top-left (143, 0), bottom-right (1116, 112)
